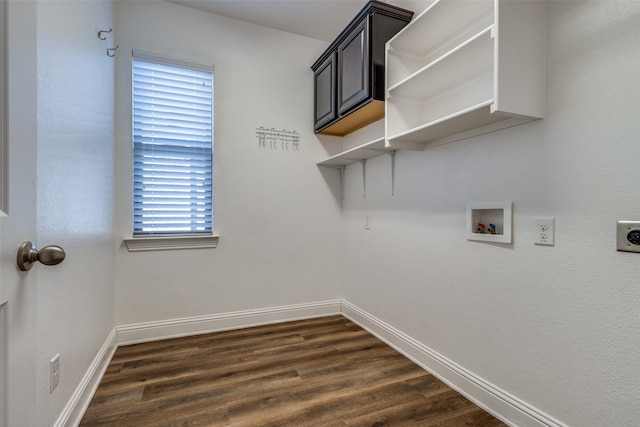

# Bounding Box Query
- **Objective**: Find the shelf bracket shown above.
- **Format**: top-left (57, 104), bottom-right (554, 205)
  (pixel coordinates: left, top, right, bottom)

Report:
top-left (318, 165), bottom-right (346, 199)
top-left (368, 149), bottom-right (397, 195)
top-left (389, 150), bottom-right (396, 196)
top-left (340, 165), bottom-right (346, 199)
top-left (344, 159), bottom-right (366, 198)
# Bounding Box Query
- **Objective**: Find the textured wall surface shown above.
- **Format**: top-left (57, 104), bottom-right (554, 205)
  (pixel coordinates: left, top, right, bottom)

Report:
top-left (113, 1), bottom-right (344, 325)
top-left (341, 2), bottom-right (640, 426)
top-left (25, 1), bottom-right (640, 426)
top-left (36, 1), bottom-right (116, 425)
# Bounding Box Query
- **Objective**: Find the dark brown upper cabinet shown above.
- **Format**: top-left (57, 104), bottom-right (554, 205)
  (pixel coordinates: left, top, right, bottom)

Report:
top-left (314, 53), bottom-right (337, 131)
top-left (312, 1), bottom-right (413, 136)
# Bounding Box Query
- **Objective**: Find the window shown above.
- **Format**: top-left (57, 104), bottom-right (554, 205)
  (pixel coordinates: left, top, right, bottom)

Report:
top-left (132, 51), bottom-right (213, 238)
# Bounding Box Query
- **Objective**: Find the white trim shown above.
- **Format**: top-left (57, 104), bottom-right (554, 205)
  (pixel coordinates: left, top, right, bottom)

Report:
top-left (341, 300), bottom-right (566, 427)
top-left (117, 300), bottom-right (342, 345)
top-left (60, 300), bottom-right (565, 427)
top-left (54, 328), bottom-right (118, 427)
top-left (123, 234), bottom-right (219, 252)
top-left (132, 49), bottom-right (213, 73)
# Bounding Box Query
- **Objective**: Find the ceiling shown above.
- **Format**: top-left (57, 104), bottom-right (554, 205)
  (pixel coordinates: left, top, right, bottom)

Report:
top-left (166, 0), bottom-right (429, 42)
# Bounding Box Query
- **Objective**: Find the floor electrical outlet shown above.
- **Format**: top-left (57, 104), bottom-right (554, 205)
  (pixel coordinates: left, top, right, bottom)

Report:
top-left (50, 354), bottom-right (60, 393)
top-left (535, 217), bottom-right (555, 246)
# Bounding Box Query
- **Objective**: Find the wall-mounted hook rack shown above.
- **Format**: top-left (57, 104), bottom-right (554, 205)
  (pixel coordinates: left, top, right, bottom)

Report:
top-left (255, 127), bottom-right (300, 151)
top-left (98, 28), bottom-right (117, 57)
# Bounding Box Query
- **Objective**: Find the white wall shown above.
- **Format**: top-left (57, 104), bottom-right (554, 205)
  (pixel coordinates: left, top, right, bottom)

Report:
top-left (35, 1), bottom-right (115, 425)
top-left (341, 2), bottom-right (640, 426)
top-left (113, 1), bottom-right (343, 325)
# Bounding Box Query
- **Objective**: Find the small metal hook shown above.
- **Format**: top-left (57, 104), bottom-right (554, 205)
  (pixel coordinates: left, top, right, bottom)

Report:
top-left (98, 28), bottom-right (112, 40)
top-left (106, 46), bottom-right (119, 57)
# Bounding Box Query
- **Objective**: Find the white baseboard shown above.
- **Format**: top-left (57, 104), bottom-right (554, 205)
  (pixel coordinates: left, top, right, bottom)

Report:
top-left (117, 300), bottom-right (343, 345)
top-left (59, 299), bottom-right (564, 427)
top-left (58, 301), bottom-right (341, 426)
top-left (341, 300), bottom-right (566, 427)
top-left (55, 327), bottom-right (118, 427)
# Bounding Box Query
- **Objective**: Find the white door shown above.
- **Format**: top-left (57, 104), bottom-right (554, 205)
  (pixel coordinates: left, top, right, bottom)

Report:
top-left (0, 2), bottom-right (40, 426)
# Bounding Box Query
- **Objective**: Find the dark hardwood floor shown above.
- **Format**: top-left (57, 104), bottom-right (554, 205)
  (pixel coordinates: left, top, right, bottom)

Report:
top-left (80, 315), bottom-right (507, 426)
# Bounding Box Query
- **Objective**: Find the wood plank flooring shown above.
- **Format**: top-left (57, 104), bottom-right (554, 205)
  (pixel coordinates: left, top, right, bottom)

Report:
top-left (80, 315), bottom-right (507, 426)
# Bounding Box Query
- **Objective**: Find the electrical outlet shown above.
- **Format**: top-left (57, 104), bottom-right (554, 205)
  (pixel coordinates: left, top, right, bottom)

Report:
top-left (50, 354), bottom-right (60, 393)
top-left (364, 215), bottom-right (371, 230)
top-left (617, 221), bottom-right (640, 253)
top-left (535, 217), bottom-right (555, 246)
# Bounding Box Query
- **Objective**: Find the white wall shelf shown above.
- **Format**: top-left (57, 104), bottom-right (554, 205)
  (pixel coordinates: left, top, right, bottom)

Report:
top-left (386, 0), bottom-right (494, 88)
top-left (317, 0), bottom-right (545, 198)
top-left (317, 137), bottom-right (391, 167)
top-left (317, 137), bottom-right (396, 197)
top-left (385, 0), bottom-right (545, 151)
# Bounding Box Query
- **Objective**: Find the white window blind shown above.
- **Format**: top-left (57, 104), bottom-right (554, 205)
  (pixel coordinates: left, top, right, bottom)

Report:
top-left (132, 54), bottom-right (213, 237)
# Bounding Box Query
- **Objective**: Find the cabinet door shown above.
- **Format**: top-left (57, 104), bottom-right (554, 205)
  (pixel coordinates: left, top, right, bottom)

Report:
top-left (338, 18), bottom-right (370, 115)
top-left (313, 52), bottom-right (337, 131)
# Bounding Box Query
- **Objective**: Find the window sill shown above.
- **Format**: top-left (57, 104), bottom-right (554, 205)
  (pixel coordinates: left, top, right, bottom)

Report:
top-left (123, 234), bottom-right (219, 252)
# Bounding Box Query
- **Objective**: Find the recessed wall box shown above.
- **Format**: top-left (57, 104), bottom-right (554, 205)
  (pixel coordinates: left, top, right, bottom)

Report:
top-left (466, 201), bottom-right (512, 244)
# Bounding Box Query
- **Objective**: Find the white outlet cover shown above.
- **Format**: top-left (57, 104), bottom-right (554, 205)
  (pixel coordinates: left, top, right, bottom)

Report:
top-left (535, 217), bottom-right (555, 246)
top-left (50, 354), bottom-right (60, 393)
top-left (617, 221), bottom-right (640, 253)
